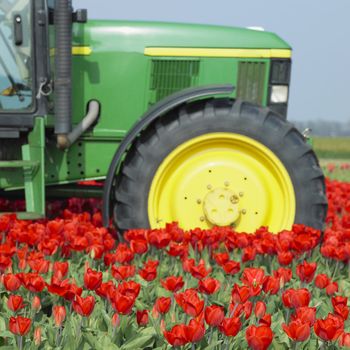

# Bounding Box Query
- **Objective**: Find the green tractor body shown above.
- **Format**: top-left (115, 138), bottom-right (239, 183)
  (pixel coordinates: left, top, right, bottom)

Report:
top-left (0, 0), bottom-right (327, 232)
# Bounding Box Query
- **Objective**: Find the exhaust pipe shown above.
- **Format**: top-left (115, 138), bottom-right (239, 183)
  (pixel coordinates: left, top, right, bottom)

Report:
top-left (54, 0), bottom-right (72, 141)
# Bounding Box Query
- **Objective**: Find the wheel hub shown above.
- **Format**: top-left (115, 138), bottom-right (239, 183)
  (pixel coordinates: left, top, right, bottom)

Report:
top-left (202, 187), bottom-right (240, 226)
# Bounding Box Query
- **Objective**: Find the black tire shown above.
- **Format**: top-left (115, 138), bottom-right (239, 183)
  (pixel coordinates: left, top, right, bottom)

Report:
top-left (113, 99), bottom-right (327, 232)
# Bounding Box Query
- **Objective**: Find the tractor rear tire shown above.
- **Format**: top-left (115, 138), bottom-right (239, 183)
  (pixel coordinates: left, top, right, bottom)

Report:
top-left (113, 99), bottom-right (327, 233)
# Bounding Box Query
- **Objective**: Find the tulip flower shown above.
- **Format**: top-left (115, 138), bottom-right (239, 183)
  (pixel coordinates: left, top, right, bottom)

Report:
top-left (155, 297), bottom-right (171, 315)
top-left (72, 295), bottom-right (95, 317)
top-left (34, 327), bottom-right (42, 345)
top-left (254, 301), bottom-right (266, 319)
top-left (84, 268), bottom-right (102, 290)
top-left (3, 273), bottom-right (21, 291)
top-left (190, 259), bottom-right (212, 279)
top-left (160, 276), bottom-right (184, 293)
top-left (184, 319), bottom-right (205, 343)
top-left (111, 265), bottom-right (136, 281)
top-left (7, 295), bottom-right (25, 312)
top-left (204, 305), bottom-right (225, 327)
top-left (282, 319), bottom-right (311, 342)
top-left (198, 278), bottom-right (221, 295)
top-left (175, 289), bottom-right (204, 317)
top-left (136, 310), bottom-right (148, 326)
top-left (53, 261), bottom-right (69, 279)
top-left (246, 325), bottom-right (273, 350)
top-left (9, 316), bottom-right (31, 336)
top-left (163, 324), bottom-right (188, 347)
top-left (291, 307), bottom-right (316, 326)
top-left (314, 313), bottom-right (344, 341)
top-left (219, 317), bottom-right (242, 337)
top-left (296, 260), bottom-right (317, 283)
top-left (314, 273), bottom-right (330, 289)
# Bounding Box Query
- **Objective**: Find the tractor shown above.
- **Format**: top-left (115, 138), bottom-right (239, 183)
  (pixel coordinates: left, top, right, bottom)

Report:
top-left (0, 0), bottom-right (327, 234)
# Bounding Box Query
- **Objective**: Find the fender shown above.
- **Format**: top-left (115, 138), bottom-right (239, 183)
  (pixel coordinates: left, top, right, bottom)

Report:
top-left (102, 84), bottom-right (235, 227)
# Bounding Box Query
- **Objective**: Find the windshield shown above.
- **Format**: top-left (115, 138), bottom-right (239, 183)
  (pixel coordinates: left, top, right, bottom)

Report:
top-left (0, 0), bottom-right (33, 111)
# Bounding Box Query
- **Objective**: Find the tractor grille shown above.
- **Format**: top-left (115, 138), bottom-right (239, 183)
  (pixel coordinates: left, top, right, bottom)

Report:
top-left (236, 61), bottom-right (266, 105)
top-left (149, 60), bottom-right (200, 105)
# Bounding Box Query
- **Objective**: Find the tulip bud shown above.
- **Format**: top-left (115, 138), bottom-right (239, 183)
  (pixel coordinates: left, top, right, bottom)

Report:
top-left (32, 296), bottom-right (41, 312)
top-left (112, 313), bottom-right (120, 327)
top-left (34, 327), bottom-right (42, 345)
top-left (52, 305), bottom-right (66, 327)
top-left (254, 301), bottom-right (266, 319)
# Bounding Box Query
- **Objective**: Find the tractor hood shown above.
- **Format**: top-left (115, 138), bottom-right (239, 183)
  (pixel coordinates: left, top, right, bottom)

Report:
top-left (72, 20), bottom-right (291, 54)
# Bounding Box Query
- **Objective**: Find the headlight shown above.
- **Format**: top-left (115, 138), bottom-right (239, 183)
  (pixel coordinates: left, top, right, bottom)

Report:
top-left (270, 85), bottom-right (289, 104)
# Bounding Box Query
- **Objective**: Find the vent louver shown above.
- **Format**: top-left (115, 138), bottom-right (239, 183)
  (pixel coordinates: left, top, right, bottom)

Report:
top-left (236, 61), bottom-right (266, 105)
top-left (149, 60), bottom-right (200, 105)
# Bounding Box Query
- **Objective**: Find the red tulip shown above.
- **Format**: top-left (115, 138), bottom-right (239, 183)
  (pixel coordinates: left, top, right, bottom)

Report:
top-left (222, 260), bottom-right (240, 275)
top-left (28, 258), bottom-right (50, 274)
top-left (136, 310), bottom-right (149, 326)
top-left (84, 268), bottom-right (102, 290)
top-left (9, 316), bottom-right (31, 336)
top-left (110, 291), bottom-right (136, 315)
top-left (111, 265), bottom-right (135, 281)
top-left (231, 284), bottom-right (250, 304)
top-left (246, 325), bottom-right (273, 350)
top-left (198, 278), bottom-right (221, 295)
top-left (339, 332), bottom-right (350, 347)
top-left (175, 289), bottom-right (204, 317)
top-left (282, 319), bottom-right (311, 342)
top-left (282, 288), bottom-right (311, 308)
top-left (138, 260), bottom-right (159, 282)
top-left (3, 274), bottom-right (21, 291)
top-left (241, 268), bottom-right (265, 296)
top-left (259, 314), bottom-right (272, 327)
top-left (160, 276), bottom-right (184, 293)
top-left (326, 282), bottom-right (338, 295)
top-left (21, 273), bottom-right (45, 292)
top-left (190, 259), bottom-right (211, 279)
top-left (52, 305), bottom-right (66, 327)
top-left (212, 252), bottom-right (230, 266)
top-left (117, 280), bottom-right (141, 299)
top-left (115, 243), bottom-right (134, 264)
top-left (262, 276), bottom-right (280, 295)
top-left (314, 313), bottom-right (344, 341)
top-left (242, 246), bottom-right (257, 262)
top-left (7, 295), bottom-right (25, 312)
top-left (291, 307), bottom-right (316, 326)
top-left (184, 319), bottom-right (205, 343)
top-left (314, 273), bottom-right (330, 289)
top-left (182, 258), bottom-right (195, 273)
top-left (163, 324), bottom-right (188, 347)
top-left (130, 239), bottom-right (148, 254)
top-left (296, 260), bottom-right (317, 283)
top-left (219, 317), bottom-right (242, 337)
top-left (205, 305), bottom-right (225, 327)
top-left (273, 267), bottom-right (292, 284)
top-left (53, 261), bottom-right (69, 280)
top-left (147, 229), bottom-right (171, 249)
top-left (96, 281), bottom-right (115, 299)
top-left (72, 295), bottom-right (95, 317)
top-left (332, 296), bottom-right (349, 320)
top-left (254, 301), bottom-right (266, 319)
top-left (155, 297), bottom-right (171, 314)
top-left (277, 251), bottom-right (293, 266)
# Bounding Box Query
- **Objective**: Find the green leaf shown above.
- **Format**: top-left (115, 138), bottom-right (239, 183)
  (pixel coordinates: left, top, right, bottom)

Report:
top-left (202, 340), bottom-right (224, 350)
top-left (121, 334), bottom-right (154, 350)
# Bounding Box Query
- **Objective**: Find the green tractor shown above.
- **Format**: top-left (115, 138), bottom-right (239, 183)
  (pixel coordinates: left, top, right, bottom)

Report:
top-left (0, 0), bottom-right (327, 233)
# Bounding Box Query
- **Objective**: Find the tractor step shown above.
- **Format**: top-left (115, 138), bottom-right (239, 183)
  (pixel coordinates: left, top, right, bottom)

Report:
top-left (0, 160), bottom-right (39, 169)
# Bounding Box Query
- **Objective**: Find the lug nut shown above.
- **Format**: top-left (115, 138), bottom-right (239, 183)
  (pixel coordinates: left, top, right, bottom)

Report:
top-left (207, 184), bottom-right (212, 190)
top-left (239, 192), bottom-right (244, 197)
top-left (230, 195), bottom-right (239, 204)
top-left (241, 209), bottom-right (247, 215)
top-left (197, 199), bottom-right (202, 204)
top-left (224, 181), bottom-right (230, 187)
top-left (200, 216), bottom-right (205, 222)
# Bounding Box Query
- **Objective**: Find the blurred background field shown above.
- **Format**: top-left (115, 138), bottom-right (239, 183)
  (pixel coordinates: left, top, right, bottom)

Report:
top-left (313, 137), bottom-right (350, 182)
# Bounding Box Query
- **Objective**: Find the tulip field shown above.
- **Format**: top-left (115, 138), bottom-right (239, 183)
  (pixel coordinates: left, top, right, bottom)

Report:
top-left (1, 170), bottom-right (350, 349)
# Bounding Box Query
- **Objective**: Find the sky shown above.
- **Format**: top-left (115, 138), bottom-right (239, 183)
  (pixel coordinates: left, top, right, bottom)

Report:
top-left (74, 0), bottom-right (350, 122)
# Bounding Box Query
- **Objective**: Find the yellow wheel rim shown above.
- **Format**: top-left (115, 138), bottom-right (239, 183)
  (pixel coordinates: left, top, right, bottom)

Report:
top-left (148, 133), bottom-right (296, 233)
